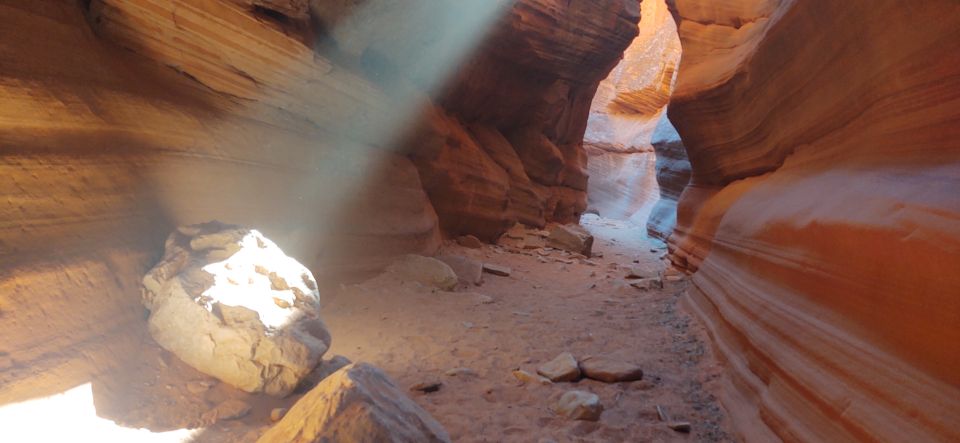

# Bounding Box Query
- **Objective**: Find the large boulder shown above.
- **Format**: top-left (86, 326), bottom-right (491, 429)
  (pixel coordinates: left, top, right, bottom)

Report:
top-left (258, 363), bottom-right (451, 443)
top-left (141, 222), bottom-right (331, 396)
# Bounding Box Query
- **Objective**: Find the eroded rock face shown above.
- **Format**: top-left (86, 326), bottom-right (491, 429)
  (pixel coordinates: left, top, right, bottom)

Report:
top-left (645, 114), bottom-right (689, 240)
top-left (584, 0), bottom-right (681, 223)
top-left (0, 0), bottom-right (636, 402)
top-left (258, 363), bottom-right (451, 443)
top-left (665, 0), bottom-right (960, 441)
top-left (142, 223), bottom-right (330, 396)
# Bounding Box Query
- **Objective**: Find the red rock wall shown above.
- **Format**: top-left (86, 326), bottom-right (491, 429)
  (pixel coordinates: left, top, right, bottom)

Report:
top-left (0, 0), bottom-right (440, 403)
top-left (665, 0), bottom-right (960, 440)
top-left (0, 0), bottom-right (640, 403)
top-left (584, 0), bottom-right (681, 224)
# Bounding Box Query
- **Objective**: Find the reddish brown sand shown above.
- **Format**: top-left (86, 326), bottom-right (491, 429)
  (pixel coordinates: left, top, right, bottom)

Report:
top-left (321, 215), bottom-right (732, 442)
top-left (69, 216), bottom-right (731, 442)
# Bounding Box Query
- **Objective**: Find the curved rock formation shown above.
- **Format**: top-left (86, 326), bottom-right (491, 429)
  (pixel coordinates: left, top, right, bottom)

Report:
top-left (645, 114), bottom-right (689, 240)
top-left (666, 0), bottom-right (960, 440)
top-left (584, 0), bottom-right (681, 223)
top-left (0, 0), bottom-right (640, 405)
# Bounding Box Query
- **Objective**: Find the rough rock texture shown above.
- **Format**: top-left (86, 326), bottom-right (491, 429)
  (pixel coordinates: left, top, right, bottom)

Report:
top-left (0, 0), bottom-right (440, 403)
top-left (645, 114), bottom-right (690, 240)
top-left (385, 255), bottom-right (459, 291)
top-left (579, 356), bottom-right (644, 383)
top-left (546, 225), bottom-right (595, 257)
top-left (665, 0), bottom-right (960, 441)
top-left (257, 363), bottom-right (451, 443)
top-left (537, 352), bottom-right (581, 382)
top-left (584, 0), bottom-right (681, 223)
top-left (0, 0), bottom-right (639, 403)
top-left (409, 0), bottom-right (642, 238)
top-left (553, 390), bottom-right (603, 421)
top-left (142, 223), bottom-right (330, 396)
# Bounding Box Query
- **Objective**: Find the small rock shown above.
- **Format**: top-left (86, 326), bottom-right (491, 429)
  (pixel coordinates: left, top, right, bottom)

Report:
top-left (444, 367), bottom-right (478, 377)
top-left (203, 399), bottom-right (251, 423)
top-left (503, 223), bottom-right (529, 240)
top-left (186, 380), bottom-right (216, 395)
top-left (624, 266), bottom-right (652, 279)
top-left (512, 369), bottom-right (552, 385)
top-left (410, 381), bottom-right (443, 393)
top-left (630, 278), bottom-right (663, 290)
top-left (668, 422), bottom-right (692, 433)
top-left (546, 224), bottom-right (594, 256)
top-left (579, 356), bottom-right (643, 383)
top-left (456, 235), bottom-right (483, 249)
top-left (437, 254), bottom-right (484, 286)
top-left (476, 294), bottom-right (495, 304)
top-left (553, 390), bottom-right (603, 421)
top-left (482, 263), bottom-right (512, 277)
top-left (270, 407), bottom-right (288, 422)
top-left (522, 234), bottom-right (546, 249)
top-left (387, 255), bottom-right (459, 290)
top-left (537, 352), bottom-right (581, 382)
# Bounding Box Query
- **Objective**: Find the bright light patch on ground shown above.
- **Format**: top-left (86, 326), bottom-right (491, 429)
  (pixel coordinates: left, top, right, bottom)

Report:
top-left (0, 383), bottom-right (198, 443)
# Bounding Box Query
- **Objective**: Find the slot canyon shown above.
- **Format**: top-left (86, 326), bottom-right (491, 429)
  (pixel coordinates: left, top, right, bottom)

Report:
top-left (1, 0), bottom-right (957, 441)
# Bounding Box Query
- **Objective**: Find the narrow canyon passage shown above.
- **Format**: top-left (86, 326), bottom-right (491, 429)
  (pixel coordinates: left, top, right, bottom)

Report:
top-left (322, 216), bottom-right (729, 442)
top-left (2, 0), bottom-right (959, 442)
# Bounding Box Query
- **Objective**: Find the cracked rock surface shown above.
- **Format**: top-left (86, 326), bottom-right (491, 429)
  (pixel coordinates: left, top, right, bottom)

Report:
top-left (142, 222), bottom-right (331, 396)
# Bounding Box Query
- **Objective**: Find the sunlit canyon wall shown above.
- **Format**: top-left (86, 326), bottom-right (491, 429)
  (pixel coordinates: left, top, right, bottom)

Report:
top-left (0, 0), bottom-right (638, 403)
top-left (584, 0), bottom-right (682, 227)
top-left (665, 0), bottom-right (960, 441)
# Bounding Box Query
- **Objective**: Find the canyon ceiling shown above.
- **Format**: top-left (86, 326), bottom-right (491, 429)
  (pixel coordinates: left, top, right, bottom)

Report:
top-left (1, 0), bottom-right (959, 442)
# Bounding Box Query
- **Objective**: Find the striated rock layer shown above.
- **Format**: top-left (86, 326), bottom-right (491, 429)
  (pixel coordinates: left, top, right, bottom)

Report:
top-left (0, 0), bottom-right (640, 405)
top-left (666, 0), bottom-right (960, 441)
top-left (645, 114), bottom-right (689, 240)
top-left (584, 0), bottom-right (681, 224)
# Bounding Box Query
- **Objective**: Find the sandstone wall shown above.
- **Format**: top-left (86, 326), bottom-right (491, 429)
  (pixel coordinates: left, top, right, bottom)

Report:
top-left (0, 0), bottom-right (639, 404)
top-left (665, 0), bottom-right (960, 440)
top-left (584, 0), bottom-right (681, 224)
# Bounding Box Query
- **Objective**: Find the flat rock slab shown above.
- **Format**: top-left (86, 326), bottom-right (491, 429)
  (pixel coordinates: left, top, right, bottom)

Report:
top-left (258, 363), bottom-right (451, 443)
top-left (537, 352), bottom-right (581, 382)
top-left (553, 390), bottom-right (603, 421)
top-left (482, 263), bottom-right (512, 277)
top-left (579, 356), bottom-right (643, 383)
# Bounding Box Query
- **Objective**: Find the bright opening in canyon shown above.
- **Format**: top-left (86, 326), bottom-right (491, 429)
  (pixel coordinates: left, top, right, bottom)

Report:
top-left (2, 1), bottom-right (958, 442)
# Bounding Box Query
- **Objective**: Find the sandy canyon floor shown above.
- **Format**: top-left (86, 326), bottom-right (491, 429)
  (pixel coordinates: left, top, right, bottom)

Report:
top-left (2, 216), bottom-right (733, 442)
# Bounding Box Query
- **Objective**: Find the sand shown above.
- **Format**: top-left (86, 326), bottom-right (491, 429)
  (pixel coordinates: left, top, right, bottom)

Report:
top-left (18, 216), bottom-right (731, 442)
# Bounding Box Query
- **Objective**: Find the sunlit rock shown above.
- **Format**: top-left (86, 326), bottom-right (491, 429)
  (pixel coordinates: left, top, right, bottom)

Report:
top-left (141, 222), bottom-right (330, 396)
top-left (258, 363), bottom-right (451, 443)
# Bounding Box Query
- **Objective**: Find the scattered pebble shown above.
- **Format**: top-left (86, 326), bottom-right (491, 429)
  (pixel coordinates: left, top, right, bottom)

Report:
top-left (270, 407), bottom-right (287, 422)
top-left (444, 367), bottom-right (478, 377)
top-left (410, 381), bottom-right (443, 393)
